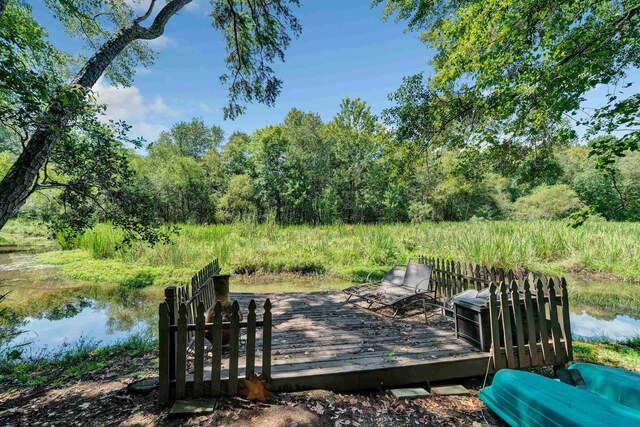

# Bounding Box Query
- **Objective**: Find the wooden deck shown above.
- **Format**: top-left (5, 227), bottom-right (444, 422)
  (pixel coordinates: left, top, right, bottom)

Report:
top-left (186, 291), bottom-right (490, 393)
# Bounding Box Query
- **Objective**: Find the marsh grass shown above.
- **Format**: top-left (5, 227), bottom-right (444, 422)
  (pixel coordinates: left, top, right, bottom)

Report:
top-left (568, 278), bottom-right (640, 318)
top-left (38, 221), bottom-right (640, 282)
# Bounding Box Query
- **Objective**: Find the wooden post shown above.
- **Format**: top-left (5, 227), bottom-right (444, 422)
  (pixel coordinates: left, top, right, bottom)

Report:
top-left (499, 282), bottom-right (516, 368)
top-left (211, 301), bottom-right (223, 397)
top-left (194, 302), bottom-right (205, 398)
top-left (474, 265), bottom-right (481, 290)
top-left (560, 277), bottom-right (573, 360)
top-left (488, 283), bottom-right (503, 370)
top-left (522, 279), bottom-right (541, 366)
top-left (510, 281), bottom-right (527, 368)
top-left (536, 279), bottom-right (552, 364)
top-left (213, 274), bottom-right (231, 306)
top-left (158, 303), bottom-right (170, 405)
top-left (246, 300), bottom-right (257, 378)
top-left (547, 279), bottom-right (566, 362)
top-left (262, 299), bottom-right (272, 380)
top-left (164, 287), bottom-right (178, 386)
top-left (228, 301), bottom-right (240, 395)
top-left (176, 304), bottom-right (188, 399)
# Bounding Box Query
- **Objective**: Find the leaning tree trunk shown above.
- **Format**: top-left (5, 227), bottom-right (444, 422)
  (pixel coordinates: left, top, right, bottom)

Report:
top-left (0, 0), bottom-right (191, 230)
top-left (0, 0), bottom-right (7, 19)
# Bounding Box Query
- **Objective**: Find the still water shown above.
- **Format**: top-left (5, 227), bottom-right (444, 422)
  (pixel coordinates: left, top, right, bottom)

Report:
top-left (1, 246), bottom-right (638, 358)
top-left (570, 311), bottom-right (640, 341)
top-left (7, 296), bottom-right (153, 357)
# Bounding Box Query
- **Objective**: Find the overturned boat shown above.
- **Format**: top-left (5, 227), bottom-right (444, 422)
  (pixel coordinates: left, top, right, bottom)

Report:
top-left (479, 367), bottom-right (640, 426)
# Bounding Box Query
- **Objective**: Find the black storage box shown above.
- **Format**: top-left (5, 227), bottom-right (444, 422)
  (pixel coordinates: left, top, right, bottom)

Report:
top-left (453, 298), bottom-right (491, 352)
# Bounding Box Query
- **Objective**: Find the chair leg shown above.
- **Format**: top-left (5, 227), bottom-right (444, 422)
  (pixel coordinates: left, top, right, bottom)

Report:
top-left (392, 304), bottom-right (403, 318)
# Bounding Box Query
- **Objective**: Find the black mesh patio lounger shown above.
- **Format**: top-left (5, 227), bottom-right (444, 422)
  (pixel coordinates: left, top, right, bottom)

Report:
top-left (343, 260), bottom-right (436, 318)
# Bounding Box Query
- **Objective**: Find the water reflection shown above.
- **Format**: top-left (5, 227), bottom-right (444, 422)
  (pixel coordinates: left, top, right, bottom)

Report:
top-left (1, 288), bottom-right (159, 358)
top-left (2, 244), bottom-right (640, 356)
top-left (570, 310), bottom-right (640, 341)
top-left (10, 300), bottom-right (151, 354)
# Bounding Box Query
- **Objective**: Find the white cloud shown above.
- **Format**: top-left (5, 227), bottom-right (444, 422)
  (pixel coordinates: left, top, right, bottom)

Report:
top-left (146, 35), bottom-right (175, 50)
top-left (93, 80), bottom-right (146, 121)
top-left (125, 0), bottom-right (152, 13)
top-left (92, 78), bottom-right (181, 143)
top-left (149, 97), bottom-right (181, 118)
top-left (185, 0), bottom-right (208, 14)
top-left (132, 122), bottom-right (169, 142)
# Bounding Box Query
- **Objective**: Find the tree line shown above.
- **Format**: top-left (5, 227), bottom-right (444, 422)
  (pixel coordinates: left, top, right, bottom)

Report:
top-left (4, 97), bottom-right (638, 227)
top-left (1, 1), bottom-right (638, 241)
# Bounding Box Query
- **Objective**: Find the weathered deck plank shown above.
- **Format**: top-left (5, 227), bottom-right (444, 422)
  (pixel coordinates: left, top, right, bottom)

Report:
top-left (180, 291), bottom-right (485, 392)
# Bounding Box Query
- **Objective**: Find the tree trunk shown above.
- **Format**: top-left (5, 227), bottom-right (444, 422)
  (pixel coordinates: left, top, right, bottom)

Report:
top-left (0, 0), bottom-right (191, 230)
top-left (0, 0), bottom-right (8, 19)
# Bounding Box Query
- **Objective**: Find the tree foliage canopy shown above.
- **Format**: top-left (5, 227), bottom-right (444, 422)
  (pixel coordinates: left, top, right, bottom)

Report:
top-left (376, 0), bottom-right (640, 158)
top-left (0, 0), bottom-right (302, 240)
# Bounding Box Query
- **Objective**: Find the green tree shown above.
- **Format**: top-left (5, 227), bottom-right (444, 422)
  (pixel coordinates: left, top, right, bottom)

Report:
top-left (152, 118), bottom-right (224, 159)
top-left (377, 0), bottom-right (640, 164)
top-left (252, 125), bottom-right (290, 222)
top-left (0, 0), bottom-right (301, 233)
top-left (513, 184), bottom-right (583, 221)
top-left (216, 174), bottom-right (257, 223)
top-left (137, 137), bottom-right (214, 223)
top-left (327, 98), bottom-right (393, 223)
top-left (409, 150), bottom-right (511, 221)
top-left (561, 144), bottom-right (640, 220)
top-left (221, 132), bottom-right (254, 177)
top-left (282, 109), bottom-right (333, 223)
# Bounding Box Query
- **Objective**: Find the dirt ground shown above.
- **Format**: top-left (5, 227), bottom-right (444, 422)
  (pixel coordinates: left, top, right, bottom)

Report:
top-left (0, 306), bottom-right (504, 426)
top-left (0, 360), bottom-right (503, 427)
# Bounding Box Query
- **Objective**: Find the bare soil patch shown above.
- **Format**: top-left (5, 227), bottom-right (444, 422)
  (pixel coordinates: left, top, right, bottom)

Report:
top-left (0, 350), bottom-right (503, 426)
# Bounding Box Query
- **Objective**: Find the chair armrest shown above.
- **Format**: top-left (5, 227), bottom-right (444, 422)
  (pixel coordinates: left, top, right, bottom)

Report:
top-left (414, 278), bottom-right (433, 294)
top-left (365, 269), bottom-right (385, 283)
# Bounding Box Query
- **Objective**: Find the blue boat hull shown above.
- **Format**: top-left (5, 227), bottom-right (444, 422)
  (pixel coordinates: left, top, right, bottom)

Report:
top-left (479, 370), bottom-right (640, 427)
top-left (569, 362), bottom-right (640, 410)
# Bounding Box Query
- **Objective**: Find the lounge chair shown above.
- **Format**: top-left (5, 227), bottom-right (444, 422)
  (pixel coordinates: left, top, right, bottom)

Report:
top-left (343, 260), bottom-right (436, 318)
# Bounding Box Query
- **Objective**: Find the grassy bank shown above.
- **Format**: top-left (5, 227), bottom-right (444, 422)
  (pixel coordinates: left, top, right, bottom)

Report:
top-left (573, 338), bottom-right (640, 372)
top-left (0, 334), bottom-right (155, 389)
top-left (23, 220), bottom-right (640, 285)
top-left (2, 220), bottom-right (640, 318)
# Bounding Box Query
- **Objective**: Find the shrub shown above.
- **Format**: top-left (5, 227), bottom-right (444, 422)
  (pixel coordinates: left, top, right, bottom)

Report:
top-left (119, 272), bottom-right (154, 289)
top-left (408, 202), bottom-right (433, 223)
top-left (513, 184), bottom-right (583, 221)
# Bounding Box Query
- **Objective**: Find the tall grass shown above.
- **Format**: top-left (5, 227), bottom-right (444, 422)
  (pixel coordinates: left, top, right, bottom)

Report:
top-left (48, 220), bottom-right (640, 283)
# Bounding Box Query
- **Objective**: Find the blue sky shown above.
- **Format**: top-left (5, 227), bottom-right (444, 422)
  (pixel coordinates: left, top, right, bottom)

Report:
top-left (32, 0), bottom-right (434, 144)
top-left (31, 0), bottom-right (638, 145)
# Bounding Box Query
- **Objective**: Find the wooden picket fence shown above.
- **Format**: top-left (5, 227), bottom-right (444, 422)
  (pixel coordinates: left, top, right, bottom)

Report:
top-left (418, 255), bottom-right (527, 298)
top-left (159, 298), bottom-right (272, 404)
top-left (418, 255), bottom-right (573, 369)
top-left (178, 258), bottom-right (221, 306)
top-left (488, 277), bottom-right (572, 370)
top-left (158, 258), bottom-right (273, 404)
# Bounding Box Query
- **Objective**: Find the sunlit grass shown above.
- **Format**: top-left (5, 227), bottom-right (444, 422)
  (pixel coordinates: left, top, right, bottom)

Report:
top-left (42, 220), bottom-right (640, 281)
top-left (4, 219), bottom-right (640, 316)
top-left (574, 338), bottom-right (640, 372)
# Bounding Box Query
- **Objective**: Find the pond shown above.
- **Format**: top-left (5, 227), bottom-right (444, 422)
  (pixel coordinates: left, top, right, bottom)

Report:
top-left (1, 246), bottom-right (638, 359)
top-left (570, 311), bottom-right (640, 341)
